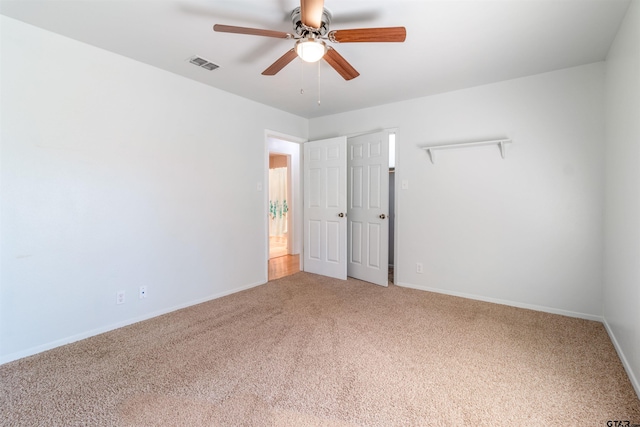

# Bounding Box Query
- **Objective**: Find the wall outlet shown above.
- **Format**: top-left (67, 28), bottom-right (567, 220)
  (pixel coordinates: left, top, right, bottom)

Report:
top-left (139, 286), bottom-right (147, 299)
top-left (116, 290), bottom-right (125, 304)
top-left (416, 262), bottom-right (424, 274)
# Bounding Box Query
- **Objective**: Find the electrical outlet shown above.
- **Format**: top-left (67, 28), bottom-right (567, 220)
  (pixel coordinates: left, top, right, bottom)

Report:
top-left (139, 286), bottom-right (147, 299)
top-left (416, 262), bottom-right (424, 274)
top-left (116, 290), bottom-right (125, 305)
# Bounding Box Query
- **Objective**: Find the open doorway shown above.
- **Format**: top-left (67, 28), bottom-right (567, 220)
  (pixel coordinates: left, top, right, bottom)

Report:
top-left (266, 133), bottom-right (303, 281)
top-left (268, 154), bottom-right (290, 259)
top-left (388, 131), bottom-right (396, 284)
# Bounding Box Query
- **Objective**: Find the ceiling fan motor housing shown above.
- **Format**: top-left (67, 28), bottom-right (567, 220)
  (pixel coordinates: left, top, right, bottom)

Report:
top-left (291, 7), bottom-right (332, 37)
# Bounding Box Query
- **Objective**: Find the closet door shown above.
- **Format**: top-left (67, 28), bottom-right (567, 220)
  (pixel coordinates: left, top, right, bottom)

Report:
top-left (347, 131), bottom-right (389, 287)
top-left (303, 136), bottom-right (347, 280)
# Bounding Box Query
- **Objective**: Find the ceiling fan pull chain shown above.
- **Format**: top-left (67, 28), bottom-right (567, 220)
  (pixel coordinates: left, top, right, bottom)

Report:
top-left (317, 61), bottom-right (321, 106)
top-left (300, 61), bottom-right (305, 95)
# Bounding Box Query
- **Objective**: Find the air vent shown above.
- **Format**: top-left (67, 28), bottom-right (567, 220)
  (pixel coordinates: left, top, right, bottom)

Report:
top-left (188, 56), bottom-right (219, 71)
top-left (201, 62), bottom-right (219, 71)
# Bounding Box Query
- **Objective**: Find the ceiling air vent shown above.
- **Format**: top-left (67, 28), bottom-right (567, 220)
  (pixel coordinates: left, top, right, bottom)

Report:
top-left (188, 56), bottom-right (219, 71)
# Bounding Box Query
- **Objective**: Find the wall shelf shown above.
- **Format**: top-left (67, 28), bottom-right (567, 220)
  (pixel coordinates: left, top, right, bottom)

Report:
top-left (420, 139), bottom-right (512, 163)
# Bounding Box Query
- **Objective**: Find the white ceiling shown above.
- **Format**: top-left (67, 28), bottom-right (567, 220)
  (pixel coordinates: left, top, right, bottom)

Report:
top-left (0, 0), bottom-right (631, 118)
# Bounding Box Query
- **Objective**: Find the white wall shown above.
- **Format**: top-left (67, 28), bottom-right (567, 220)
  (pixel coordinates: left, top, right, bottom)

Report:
top-left (310, 63), bottom-right (606, 319)
top-left (603, 0), bottom-right (640, 397)
top-left (0, 17), bottom-right (308, 363)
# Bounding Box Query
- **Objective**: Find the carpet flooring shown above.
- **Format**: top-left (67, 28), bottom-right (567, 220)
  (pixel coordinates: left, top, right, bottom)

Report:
top-left (1, 272), bottom-right (639, 426)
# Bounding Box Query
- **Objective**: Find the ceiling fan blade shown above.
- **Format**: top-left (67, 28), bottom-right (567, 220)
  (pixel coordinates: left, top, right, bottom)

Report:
top-left (262, 49), bottom-right (298, 76)
top-left (300, 0), bottom-right (324, 29)
top-left (213, 24), bottom-right (291, 39)
top-left (328, 27), bottom-right (406, 43)
top-left (323, 47), bottom-right (360, 81)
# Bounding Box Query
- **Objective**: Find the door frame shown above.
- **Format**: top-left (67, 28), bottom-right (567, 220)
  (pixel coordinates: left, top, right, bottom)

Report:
top-left (264, 130), bottom-right (306, 281)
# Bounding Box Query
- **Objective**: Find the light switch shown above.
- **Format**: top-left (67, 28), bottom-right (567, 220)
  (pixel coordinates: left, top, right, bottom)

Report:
top-left (257, 182), bottom-right (263, 191)
top-left (401, 179), bottom-right (409, 190)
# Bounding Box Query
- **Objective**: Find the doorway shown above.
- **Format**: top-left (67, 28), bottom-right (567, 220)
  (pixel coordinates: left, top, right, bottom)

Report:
top-left (266, 132), bottom-right (303, 281)
top-left (388, 131), bottom-right (396, 284)
top-left (268, 153), bottom-right (290, 259)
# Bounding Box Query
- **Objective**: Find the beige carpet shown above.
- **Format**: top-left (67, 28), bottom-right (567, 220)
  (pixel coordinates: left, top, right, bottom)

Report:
top-left (1, 272), bottom-right (639, 426)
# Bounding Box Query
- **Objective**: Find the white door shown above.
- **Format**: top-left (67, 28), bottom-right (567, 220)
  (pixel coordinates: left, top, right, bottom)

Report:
top-left (303, 136), bottom-right (348, 280)
top-left (347, 131), bottom-right (390, 286)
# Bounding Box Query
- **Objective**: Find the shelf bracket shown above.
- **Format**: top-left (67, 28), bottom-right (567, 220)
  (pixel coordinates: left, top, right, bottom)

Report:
top-left (426, 148), bottom-right (435, 164)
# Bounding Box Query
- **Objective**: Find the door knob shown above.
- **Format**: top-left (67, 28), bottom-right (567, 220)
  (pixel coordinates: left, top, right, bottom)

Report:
top-left (379, 214), bottom-right (387, 219)
top-left (338, 212), bottom-right (346, 218)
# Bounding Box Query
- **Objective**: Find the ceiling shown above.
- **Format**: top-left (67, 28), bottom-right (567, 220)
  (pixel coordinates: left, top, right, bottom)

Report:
top-left (0, 0), bottom-right (631, 119)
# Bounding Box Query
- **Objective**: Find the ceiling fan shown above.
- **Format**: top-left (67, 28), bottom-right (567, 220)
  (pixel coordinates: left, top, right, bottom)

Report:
top-left (213, 0), bottom-right (406, 80)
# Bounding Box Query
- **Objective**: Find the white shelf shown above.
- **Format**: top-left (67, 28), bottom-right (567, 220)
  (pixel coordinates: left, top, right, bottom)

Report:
top-left (420, 139), bottom-right (512, 163)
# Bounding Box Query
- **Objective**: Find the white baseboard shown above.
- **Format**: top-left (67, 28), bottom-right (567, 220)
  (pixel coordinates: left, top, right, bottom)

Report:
top-left (394, 281), bottom-right (603, 322)
top-left (603, 318), bottom-right (640, 399)
top-left (0, 279), bottom-right (267, 366)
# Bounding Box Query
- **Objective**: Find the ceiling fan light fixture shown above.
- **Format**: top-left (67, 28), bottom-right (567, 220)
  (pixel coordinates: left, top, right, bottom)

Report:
top-left (295, 38), bottom-right (326, 63)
